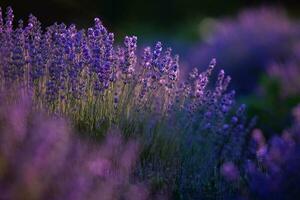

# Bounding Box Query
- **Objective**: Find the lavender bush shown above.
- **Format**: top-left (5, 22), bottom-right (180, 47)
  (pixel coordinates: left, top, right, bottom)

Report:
top-left (0, 6), bottom-right (182, 136)
top-left (0, 7), bottom-right (254, 199)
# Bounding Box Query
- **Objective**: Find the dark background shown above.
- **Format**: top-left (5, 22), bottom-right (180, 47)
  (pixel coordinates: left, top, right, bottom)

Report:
top-left (1, 0), bottom-right (299, 41)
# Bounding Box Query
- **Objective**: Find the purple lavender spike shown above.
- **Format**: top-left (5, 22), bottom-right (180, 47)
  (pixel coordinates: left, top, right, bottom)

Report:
top-left (122, 35), bottom-right (137, 81)
top-left (0, 7), bottom-right (3, 33)
top-left (5, 7), bottom-right (14, 32)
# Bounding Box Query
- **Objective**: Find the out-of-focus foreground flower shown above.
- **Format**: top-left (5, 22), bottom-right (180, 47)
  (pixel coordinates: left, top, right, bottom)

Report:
top-left (0, 92), bottom-right (149, 200)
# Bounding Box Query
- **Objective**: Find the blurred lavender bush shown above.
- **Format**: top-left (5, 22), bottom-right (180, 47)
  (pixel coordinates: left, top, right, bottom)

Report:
top-left (0, 7), bottom-right (255, 199)
top-left (243, 43), bottom-right (300, 137)
top-left (221, 104), bottom-right (300, 200)
top-left (0, 92), bottom-right (150, 200)
top-left (267, 42), bottom-right (300, 97)
top-left (188, 7), bottom-right (300, 94)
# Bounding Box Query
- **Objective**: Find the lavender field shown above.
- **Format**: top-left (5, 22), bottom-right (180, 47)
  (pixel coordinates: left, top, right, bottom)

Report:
top-left (0, 3), bottom-right (300, 200)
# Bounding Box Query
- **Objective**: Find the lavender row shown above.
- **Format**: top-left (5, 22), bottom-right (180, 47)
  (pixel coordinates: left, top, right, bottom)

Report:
top-left (0, 7), bottom-right (255, 199)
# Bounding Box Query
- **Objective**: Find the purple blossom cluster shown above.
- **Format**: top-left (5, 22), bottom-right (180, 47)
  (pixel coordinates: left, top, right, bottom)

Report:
top-left (137, 59), bottom-right (255, 199)
top-left (0, 7), bottom-right (250, 135)
top-left (0, 7), bottom-right (181, 116)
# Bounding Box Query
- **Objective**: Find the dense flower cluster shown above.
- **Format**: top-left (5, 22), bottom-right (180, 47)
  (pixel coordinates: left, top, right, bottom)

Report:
top-left (0, 7), bottom-right (183, 129)
top-left (0, 7), bottom-right (255, 199)
top-left (137, 62), bottom-right (256, 199)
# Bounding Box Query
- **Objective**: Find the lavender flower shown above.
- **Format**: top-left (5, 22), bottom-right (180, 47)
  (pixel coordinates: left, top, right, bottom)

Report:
top-left (9, 21), bottom-right (26, 82)
top-left (121, 36), bottom-right (137, 82)
top-left (0, 7), bottom-right (3, 33)
top-left (5, 6), bottom-right (14, 32)
top-left (220, 162), bottom-right (240, 181)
